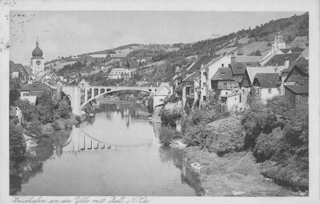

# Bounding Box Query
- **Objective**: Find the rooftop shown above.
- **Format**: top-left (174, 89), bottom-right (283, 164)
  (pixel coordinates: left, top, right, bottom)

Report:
top-left (230, 62), bottom-right (246, 75)
top-left (245, 67), bottom-right (277, 84)
top-left (21, 82), bottom-right (52, 92)
top-left (253, 73), bottom-right (281, 88)
top-left (285, 85), bottom-right (308, 94)
top-left (211, 67), bottom-right (233, 81)
top-left (187, 55), bottom-right (214, 73)
top-left (264, 52), bottom-right (302, 66)
top-left (282, 56), bottom-right (309, 73)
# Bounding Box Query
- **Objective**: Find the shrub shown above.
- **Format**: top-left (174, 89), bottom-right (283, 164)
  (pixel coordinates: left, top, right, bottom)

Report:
top-left (182, 124), bottom-right (209, 148)
top-left (253, 127), bottom-right (283, 162)
top-left (159, 126), bottom-right (181, 146)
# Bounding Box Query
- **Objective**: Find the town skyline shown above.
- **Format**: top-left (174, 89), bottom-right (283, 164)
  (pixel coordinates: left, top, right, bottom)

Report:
top-left (10, 11), bottom-right (304, 65)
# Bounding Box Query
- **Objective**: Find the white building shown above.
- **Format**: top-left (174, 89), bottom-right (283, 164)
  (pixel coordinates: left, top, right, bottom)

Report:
top-left (252, 73), bottom-right (282, 103)
top-left (30, 38), bottom-right (45, 81)
top-left (153, 83), bottom-right (172, 107)
top-left (199, 55), bottom-right (232, 102)
top-left (260, 32), bottom-right (288, 66)
top-left (108, 68), bottom-right (131, 79)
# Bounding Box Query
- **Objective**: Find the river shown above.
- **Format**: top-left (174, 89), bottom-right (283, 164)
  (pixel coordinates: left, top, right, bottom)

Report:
top-left (16, 103), bottom-right (203, 196)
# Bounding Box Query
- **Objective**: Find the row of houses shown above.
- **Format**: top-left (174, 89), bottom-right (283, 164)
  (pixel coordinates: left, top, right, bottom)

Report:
top-left (173, 33), bottom-right (308, 111)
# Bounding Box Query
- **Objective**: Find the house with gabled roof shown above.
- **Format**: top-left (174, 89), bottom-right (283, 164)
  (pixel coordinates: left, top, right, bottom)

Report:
top-left (199, 54), bottom-right (232, 102)
top-left (240, 67), bottom-right (278, 106)
top-left (20, 82), bottom-right (53, 104)
top-left (252, 73), bottom-right (282, 103)
top-left (283, 58), bottom-right (308, 107)
top-left (154, 83), bottom-right (172, 107)
top-left (284, 85), bottom-right (308, 107)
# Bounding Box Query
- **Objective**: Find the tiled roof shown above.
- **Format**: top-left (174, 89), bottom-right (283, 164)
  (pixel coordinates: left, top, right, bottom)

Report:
top-left (282, 56), bottom-right (308, 73)
top-left (245, 67), bottom-right (277, 85)
top-left (21, 82), bottom-right (52, 92)
top-left (211, 67), bottom-right (233, 81)
top-left (186, 55), bottom-right (213, 74)
top-left (230, 62), bottom-right (246, 75)
top-left (280, 48), bottom-right (292, 53)
top-left (10, 63), bottom-right (28, 75)
top-left (264, 52), bottom-right (301, 66)
top-left (234, 56), bottom-right (263, 63)
top-left (285, 85), bottom-right (308, 94)
top-left (253, 73), bottom-right (281, 88)
top-left (200, 55), bottom-right (225, 71)
top-left (183, 71), bottom-right (199, 82)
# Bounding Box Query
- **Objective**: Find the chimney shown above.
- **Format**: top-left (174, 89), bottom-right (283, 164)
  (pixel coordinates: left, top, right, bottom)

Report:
top-left (284, 57), bottom-right (289, 69)
top-left (219, 53), bottom-right (223, 57)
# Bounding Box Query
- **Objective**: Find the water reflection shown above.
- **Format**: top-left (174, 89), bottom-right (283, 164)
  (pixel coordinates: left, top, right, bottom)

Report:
top-left (16, 103), bottom-right (203, 196)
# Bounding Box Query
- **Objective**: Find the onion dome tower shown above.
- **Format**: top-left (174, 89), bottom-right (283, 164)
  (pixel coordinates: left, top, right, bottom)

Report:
top-left (30, 38), bottom-right (45, 81)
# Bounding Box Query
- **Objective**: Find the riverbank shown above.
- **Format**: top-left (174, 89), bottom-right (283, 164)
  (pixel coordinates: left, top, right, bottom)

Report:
top-left (165, 113), bottom-right (308, 196)
top-left (180, 146), bottom-right (300, 196)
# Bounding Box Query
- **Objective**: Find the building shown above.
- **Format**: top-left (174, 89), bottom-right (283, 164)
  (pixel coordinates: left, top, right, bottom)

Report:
top-left (284, 85), bottom-right (308, 107)
top-left (252, 73), bottom-right (282, 103)
top-left (260, 31), bottom-right (288, 66)
top-left (20, 82), bottom-right (53, 104)
top-left (182, 72), bottom-right (200, 109)
top-left (283, 58), bottom-right (308, 107)
top-left (10, 62), bottom-right (29, 80)
top-left (30, 38), bottom-right (45, 81)
top-left (108, 68), bottom-right (131, 79)
top-left (199, 55), bottom-right (232, 102)
top-left (153, 83), bottom-right (172, 107)
top-left (240, 67), bottom-right (278, 106)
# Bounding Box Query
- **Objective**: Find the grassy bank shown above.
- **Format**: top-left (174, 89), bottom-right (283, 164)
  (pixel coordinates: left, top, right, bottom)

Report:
top-left (158, 96), bottom-right (308, 195)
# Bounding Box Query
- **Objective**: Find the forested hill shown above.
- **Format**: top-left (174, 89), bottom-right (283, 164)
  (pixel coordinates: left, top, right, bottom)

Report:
top-left (179, 12), bottom-right (309, 57)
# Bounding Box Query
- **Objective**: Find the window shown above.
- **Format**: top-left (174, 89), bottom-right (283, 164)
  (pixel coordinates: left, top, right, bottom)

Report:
top-left (225, 92), bottom-right (228, 95)
top-left (268, 88), bottom-right (272, 94)
top-left (203, 96), bottom-right (206, 101)
top-left (222, 64), bottom-right (224, 67)
top-left (278, 88), bottom-right (281, 94)
top-left (203, 72), bottom-right (206, 76)
top-left (160, 99), bottom-right (164, 102)
top-left (223, 82), bottom-right (227, 86)
top-left (23, 92), bottom-right (28, 96)
top-left (203, 82), bottom-right (206, 86)
top-left (239, 95), bottom-right (241, 103)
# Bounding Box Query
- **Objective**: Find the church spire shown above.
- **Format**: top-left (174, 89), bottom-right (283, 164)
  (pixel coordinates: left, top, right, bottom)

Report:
top-left (36, 37), bottom-right (39, 46)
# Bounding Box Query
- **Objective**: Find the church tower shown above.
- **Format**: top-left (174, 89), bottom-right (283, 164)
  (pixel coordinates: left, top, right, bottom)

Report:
top-left (272, 32), bottom-right (286, 53)
top-left (31, 38), bottom-right (44, 81)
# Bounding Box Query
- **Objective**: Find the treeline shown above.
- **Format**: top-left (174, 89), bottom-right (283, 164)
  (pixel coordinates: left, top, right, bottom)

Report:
top-left (57, 61), bottom-right (85, 76)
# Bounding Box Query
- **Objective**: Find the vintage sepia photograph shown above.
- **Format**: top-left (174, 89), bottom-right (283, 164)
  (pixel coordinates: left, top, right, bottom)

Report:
top-left (1, 0), bottom-right (319, 203)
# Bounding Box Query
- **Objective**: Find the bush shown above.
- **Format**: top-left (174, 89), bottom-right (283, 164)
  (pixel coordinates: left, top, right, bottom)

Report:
top-left (160, 108), bottom-right (183, 127)
top-left (182, 124), bottom-right (209, 148)
top-left (159, 126), bottom-right (181, 146)
top-left (253, 127), bottom-right (283, 162)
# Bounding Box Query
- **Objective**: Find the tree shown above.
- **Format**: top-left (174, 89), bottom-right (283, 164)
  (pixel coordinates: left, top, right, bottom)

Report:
top-left (15, 99), bottom-right (37, 122)
top-left (9, 122), bottom-right (26, 195)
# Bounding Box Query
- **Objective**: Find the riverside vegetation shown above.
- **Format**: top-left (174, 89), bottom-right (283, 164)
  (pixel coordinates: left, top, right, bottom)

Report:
top-left (9, 78), bottom-right (79, 195)
top-left (158, 95), bottom-right (308, 195)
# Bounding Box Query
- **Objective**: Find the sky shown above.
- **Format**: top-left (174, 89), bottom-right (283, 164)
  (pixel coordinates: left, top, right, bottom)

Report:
top-left (9, 11), bottom-right (305, 65)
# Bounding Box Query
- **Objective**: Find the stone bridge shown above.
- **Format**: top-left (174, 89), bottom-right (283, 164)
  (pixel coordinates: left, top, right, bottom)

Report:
top-left (62, 85), bottom-right (158, 115)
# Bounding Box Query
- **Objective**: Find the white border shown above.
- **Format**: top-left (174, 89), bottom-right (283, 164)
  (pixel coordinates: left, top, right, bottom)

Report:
top-left (0, 0), bottom-right (319, 204)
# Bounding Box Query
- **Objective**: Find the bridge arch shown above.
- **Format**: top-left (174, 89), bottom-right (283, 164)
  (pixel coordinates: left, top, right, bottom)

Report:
top-left (80, 86), bottom-right (157, 110)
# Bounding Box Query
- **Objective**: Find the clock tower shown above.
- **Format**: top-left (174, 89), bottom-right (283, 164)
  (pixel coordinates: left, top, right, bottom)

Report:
top-left (31, 38), bottom-right (44, 81)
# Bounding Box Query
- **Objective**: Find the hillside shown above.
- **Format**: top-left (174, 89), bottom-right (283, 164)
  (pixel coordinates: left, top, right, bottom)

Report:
top-left (56, 12), bottom-right (308, 83)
